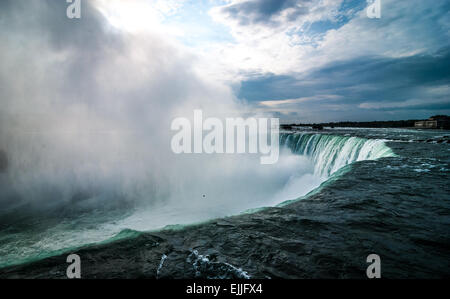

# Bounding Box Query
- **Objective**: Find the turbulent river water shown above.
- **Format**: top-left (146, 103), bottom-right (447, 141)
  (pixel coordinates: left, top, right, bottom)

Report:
top-left (0, 127), bottom-right (449, 278)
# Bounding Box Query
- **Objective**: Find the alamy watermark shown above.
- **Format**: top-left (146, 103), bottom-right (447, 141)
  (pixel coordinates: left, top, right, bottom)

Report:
top-left (170, 110), bottom-right (279, 165)
top-left (366, 254), bottom-right (381, 278)
top-left (66, 0), bottom-right (81, 19)
top-left (66, 254), bottom-right (81, 279)
top-left (367, 0), bottom-right (381, 19)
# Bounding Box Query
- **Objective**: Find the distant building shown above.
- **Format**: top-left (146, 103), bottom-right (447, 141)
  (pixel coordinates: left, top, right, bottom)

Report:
top-left (415, 115), bottom-right (450, 129)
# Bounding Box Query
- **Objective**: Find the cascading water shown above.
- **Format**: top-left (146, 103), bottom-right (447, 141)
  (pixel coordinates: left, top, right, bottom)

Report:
top-left (280, 133), bottom-right (396, 177)
top-left (0, 132), bottom-right (396, 269)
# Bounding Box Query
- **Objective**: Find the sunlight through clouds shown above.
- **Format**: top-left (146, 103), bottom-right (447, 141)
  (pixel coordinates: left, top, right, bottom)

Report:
top-left (95, 0), bottom-right (185, 35)
top-left (72, 0), bottom-right (450, 121)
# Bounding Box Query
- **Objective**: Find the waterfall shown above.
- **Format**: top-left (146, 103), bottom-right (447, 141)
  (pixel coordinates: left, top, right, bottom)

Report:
top-left (280, 133), bottom-right (396, 177)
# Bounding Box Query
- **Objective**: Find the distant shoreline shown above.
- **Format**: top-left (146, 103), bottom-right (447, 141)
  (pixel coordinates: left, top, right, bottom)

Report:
top-left (281, 118), bottom-right (450, 130)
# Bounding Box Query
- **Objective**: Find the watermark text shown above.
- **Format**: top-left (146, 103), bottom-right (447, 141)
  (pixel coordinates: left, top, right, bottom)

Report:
top-left (171, 110), bottom-right (279, 164)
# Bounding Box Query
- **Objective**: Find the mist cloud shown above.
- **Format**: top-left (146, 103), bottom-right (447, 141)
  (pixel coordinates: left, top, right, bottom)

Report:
top-left (0, 0), bottom-right (242, 211)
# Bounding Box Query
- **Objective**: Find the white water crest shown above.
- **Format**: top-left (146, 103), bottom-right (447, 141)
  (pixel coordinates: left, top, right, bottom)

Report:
top-left (280, 133), bottom-right (396, 177)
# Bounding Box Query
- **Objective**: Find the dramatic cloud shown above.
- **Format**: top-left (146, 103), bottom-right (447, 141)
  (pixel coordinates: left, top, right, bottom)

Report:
top-left (213, 0), bottom-right (347, 29)
top-left (238, 48), bottom-right (450, 122)
top-left (217, 0), bottom-right (310, 26)
top-left (206, 0), bottom-right (450, 121)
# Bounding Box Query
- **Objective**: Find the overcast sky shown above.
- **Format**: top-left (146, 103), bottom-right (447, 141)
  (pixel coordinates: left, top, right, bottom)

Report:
top-left (1, 0), bottom-right (449, 123)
